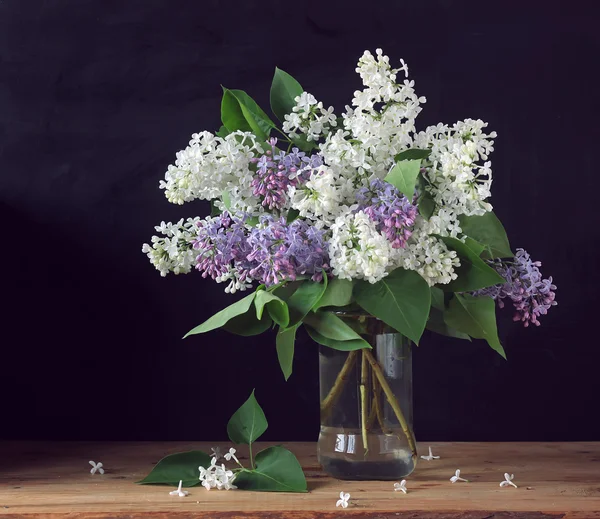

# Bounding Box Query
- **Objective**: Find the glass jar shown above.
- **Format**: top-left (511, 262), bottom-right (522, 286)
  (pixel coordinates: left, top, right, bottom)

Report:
top-left (317, 314), bottom-right (417, 480)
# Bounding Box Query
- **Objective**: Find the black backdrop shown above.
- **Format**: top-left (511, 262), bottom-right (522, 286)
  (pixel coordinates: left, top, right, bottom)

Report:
top-left (1, 0), bottom-right (598, 442)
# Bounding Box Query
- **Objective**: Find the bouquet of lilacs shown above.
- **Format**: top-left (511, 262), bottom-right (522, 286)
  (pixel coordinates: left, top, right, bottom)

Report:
top-left (143, 48), bottom-right (556, 358)
top-left (142, 49), bottom-right (556, 486)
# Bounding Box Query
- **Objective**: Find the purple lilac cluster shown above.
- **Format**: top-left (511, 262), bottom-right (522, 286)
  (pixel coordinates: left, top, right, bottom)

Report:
top-left (357, 179), bottom-right (418, 248)
top-left (250, 138), bottom-right (323, 211)
top-left (193, 211), bottom-right (329, 287)
top-left (247, 215), bottom-right (329, 285)
top-left (474, 248), bottom-right (557, 327)
top-left (192, 212), bottom-right (252, 284)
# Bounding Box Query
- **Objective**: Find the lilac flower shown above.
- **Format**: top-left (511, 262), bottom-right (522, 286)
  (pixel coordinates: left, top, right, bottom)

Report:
top-left (247, 215), bottom-right (330, 286)
top-left (192, 212), bottom-right (252, 283)
top-left (250, 138), bottom-right (322, 211)
top-left (474, 249), bottom-right (557, 327)
top-left (357, 179), bottom-right (418, 248)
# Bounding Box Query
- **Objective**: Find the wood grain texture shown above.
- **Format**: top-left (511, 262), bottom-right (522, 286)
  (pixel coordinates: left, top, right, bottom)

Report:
top-left (0, 442), bottom-right (599, 518)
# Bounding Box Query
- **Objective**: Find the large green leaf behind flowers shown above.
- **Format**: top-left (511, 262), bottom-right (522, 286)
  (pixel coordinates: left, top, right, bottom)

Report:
top-left (353, 268), bottom-right (430, 344)
top-left (440, 236), bottom-right (506, 292)
top-left (459, 211), bottom-right (514, 259)
top-left (444, 294), bottom-right (506, 358)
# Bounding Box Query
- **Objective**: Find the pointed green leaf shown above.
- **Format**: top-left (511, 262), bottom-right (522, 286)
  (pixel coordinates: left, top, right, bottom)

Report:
top-left (221, 88), bottom-right (252, 133)
top-left (394, 148), bottom-right (431, 161)
top-left (286, 208), bottom-right (300, 224)
top-left (184, 292), bottom-right (256, 337)
top-left (426, 308), bottom-right (471, 340)
top-left (440, 236), bottom-right (506, 292)
top-left (305, 325), bottom-right (368, 351)
top-left (276, 324), bottom-right (298, 380)
top-left (464, 236), bottom-right (485, 257)
top-left (227, 390), bottom-right (268, 445)
top-left (354, 268), bottom-right (430, 344)
top-left (416, 172), bottom-right (436, 220)
top-left (286, 278), bottom-right (327, 327)
top-left (223, 310), bottom-right (272, 336)
top-left (216, 125), bottom-right (231, 138)
top-left (313, 278), bottom-right (353, 311)
top-left (270, 67), bottom-right (303, 122)
top-left (384, 159), bottom-right (422, 199)
top-left (222, 88), bottom-right (275, 141)
top-left (459, 211), bottom-right (513, 259)
top-left (303, 311), bottom-right (370, 346)
top-left (137, 451), bottom-right (211, 486)
top-left (255, 290), bottom-right (289, 328)
top-left (430, 286), bottom-right (445, 311)
top-left (234, 446), bottom-right (307, 492)
top-left (444, 294), bottom-right (506, 358)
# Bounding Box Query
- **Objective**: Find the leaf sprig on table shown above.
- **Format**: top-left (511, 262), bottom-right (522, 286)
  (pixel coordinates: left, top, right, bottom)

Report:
top-left (137, 391), bottom-right (307, 493)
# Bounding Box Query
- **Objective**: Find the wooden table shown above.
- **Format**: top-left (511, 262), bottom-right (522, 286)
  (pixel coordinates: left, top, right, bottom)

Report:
top-left (0, 442), bottom-right (599, 518)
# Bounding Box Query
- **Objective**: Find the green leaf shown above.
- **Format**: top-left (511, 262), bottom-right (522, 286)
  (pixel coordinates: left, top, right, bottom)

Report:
top-left (255, 290), bottom-right (289, 328)
top-left (464, 236), bottom-right (485, 257)
top-left (303, 312), bottom-right (371, 346)
top-left (210, 199), bottom-right (221, 217)
top-left (222, 87), bottom-right (275, 141)
top-left (440, 237), bottom-right (506, 292)
top-left (313, 278), bottom-right (353, 311)
top-left (394, 148), bottom-right (431, 161)
top-left (221, 190), bottom-right (232, 211)
top-left (216, 125), bottom-right (231, 138)
top-left (289, 133), bottom-right (316, 153)
top-left (137, 451), bottom-right (211, 487)
top-left (459, 211), bottom-right (513, 259)
top-left (416, 172), bottom-right (435, 220)
top-left (276, 325), bottom-right (298, 380)
top-left (227, 390), bottom-right (268, 445)
top-left (223, 310), bottom-right (272, 336)
top-left (286, 278), bottom-right (327, 327)
top-left (272, 280), bottom-right (302, 301)
top-left (384, 159), bottom-right (422, 199)
top-left (354, 268), bottom-right (430, 344)
top-left (234, 446), bottom-right (307, 492)
top-left (426, 308), bottom-right (471, 340)
top-left (444, 294), bottom-right (506, 358)
top-left (270, 67), bottom-right (303, 123)
top-left (430, 286), bottom-right (445, 311)
top-left (286, 208), bottom-right (300, 224)
top-left (184, 292), bottom-right (256, 337)
top-left (305, 325), bottom-right (368, 351)
top-left (221, 88), bottom-right (252, 134)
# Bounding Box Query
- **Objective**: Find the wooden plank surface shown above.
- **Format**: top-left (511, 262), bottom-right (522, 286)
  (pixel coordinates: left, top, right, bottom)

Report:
top-left (0, 442), bottom-right (599, 518)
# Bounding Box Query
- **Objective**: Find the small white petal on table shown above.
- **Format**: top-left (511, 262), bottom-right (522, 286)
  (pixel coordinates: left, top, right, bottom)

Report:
top-left (336, 491), bottom-right (350, 508)
top-left (394, 480), bottom-right (408, 493)
top-left (420, 446), bottom-right (440, 461)
top-left (89, 461), bottom-right (104, 475)
top-left (169, 480), bottom-right (189, 497)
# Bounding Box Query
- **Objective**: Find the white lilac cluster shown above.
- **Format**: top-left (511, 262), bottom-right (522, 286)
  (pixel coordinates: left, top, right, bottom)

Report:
top-left (282, 92), bottom-right (337, 142)
top-left (159, 130), bottom-right (264, 213)
top-left (414, 119), bottom-right (497, 217)
top-left (141, 218), bottom-right (200, 276)
top-left (146, 49), bottom-right (503, 288)
top-left (329, 210), bottom-right (393, 283)
top-left (198, 456), bottom-right (237, 491)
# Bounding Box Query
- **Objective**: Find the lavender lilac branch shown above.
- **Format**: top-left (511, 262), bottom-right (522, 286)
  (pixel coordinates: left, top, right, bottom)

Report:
top-left (357, 179), bottom-right (418, 248)
top-left (192, 211), bottom-right (330, 288)
top-left (473, 248), bottom-right (557, 327)
top-left (250, 138), bottom-right (323, 211)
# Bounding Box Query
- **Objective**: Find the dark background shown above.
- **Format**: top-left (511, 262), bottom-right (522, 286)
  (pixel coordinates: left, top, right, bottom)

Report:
top-left (1, 0), bottom-right (598, 442)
